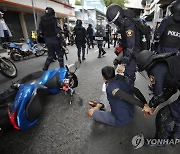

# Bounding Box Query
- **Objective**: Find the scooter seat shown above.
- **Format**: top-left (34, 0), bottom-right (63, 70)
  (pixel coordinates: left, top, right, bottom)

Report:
top-left (13, 43), bottom-right (23, 46)
top-left (26, 86), bottom-right (48, 121)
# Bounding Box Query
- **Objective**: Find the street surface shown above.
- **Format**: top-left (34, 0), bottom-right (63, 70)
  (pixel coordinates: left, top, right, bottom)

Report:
top-left (0, 45), bottom-right (179, 154)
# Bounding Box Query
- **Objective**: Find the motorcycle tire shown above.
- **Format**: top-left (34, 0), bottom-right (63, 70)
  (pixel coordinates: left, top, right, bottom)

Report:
top-left (0, 57), bottom-right (18, 78)
top-left (10, 52), bottom-right (21, 61)
top-left (69, 73), bottom-right (78, 88)
top-left (35, 49), bottom-right (46, 57)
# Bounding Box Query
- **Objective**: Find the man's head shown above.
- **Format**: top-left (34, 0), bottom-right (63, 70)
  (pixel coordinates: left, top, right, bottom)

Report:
top-left (45, 7), bottom-right (55, 16)
top-left (88, 24), bottom-right (92, 27)
top-left (106, 4), bottom-right (124, 27)
top-left (101, 66), bottom-right (115, 81)
top-left (76, 19), bottom-right (82, 26)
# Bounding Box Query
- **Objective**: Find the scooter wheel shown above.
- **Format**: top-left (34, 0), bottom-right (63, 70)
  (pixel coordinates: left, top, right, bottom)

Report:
top-left (10, 52), bottom-right (21, 61)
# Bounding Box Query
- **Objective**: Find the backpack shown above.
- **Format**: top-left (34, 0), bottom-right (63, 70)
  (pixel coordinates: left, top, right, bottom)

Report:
top-left (74, 27), bottom-right (86, 43)
top-left (165, 53), bottom-right (180, 87)
top-left (129, 19), bottom-right (151, 51)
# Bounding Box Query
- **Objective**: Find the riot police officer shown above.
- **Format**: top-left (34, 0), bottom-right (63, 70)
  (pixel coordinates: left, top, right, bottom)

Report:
top-left (95, 22), bottom-right (106, 58)
top-left (87, 24), bottom-right (94, 49)
top-left (63, 23), bottom-right (70, 44)
top-left (136, 50), bottom-right (180, 142)
top-left (104, 24), bottom-right (111, 48)
top-left (155, 0), bottom-right (180, 54)
top-left (73, 20), bottom-right (87, 63)
top-left (39, 7), bottom-right (64, 71)
top-left (106, 4), bottom-right (139, 85)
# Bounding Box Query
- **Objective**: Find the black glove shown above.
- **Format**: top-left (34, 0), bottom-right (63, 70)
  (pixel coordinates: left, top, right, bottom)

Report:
top-left (149, 93), bottom-right (165, 108)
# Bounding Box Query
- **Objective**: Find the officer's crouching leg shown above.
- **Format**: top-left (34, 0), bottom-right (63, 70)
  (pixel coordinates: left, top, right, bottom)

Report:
top-left (155, 105), bottom-right (174, 139)
top-left (172, 118), bottom-right (180, 139)
top-left (57, 54), bottom-right (64, 68)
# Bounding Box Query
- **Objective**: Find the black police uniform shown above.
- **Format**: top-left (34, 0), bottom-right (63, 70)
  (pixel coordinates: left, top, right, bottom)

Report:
top-left (155, 16), bottom-right (180, 54)
top-left (95, 24), bottom-right (106, 58)
top-left (39, 8), bottom-right (64, 70)
top-left (63, 24), bottom-right (70, 43)
top-left (136, 50), bottom-right (180, 140)
top-left (87, 25), bottom-right (94, 49)
top-left (120, 18), bottom-right (139, 85)
top-left (106, 4), bottom-right (140, 86)
top-left (73, 21), bottom-right (87, 62)
top-left (148, 62), bottom-right (180, 139)
top-left (104, 24), bottom-right (111, 48)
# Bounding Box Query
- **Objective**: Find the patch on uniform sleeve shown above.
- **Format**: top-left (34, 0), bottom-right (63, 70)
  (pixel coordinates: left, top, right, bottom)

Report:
top-left (112, 88), bottom-right (119, 96)
top-left (126, 30), bottom-right (133, 37)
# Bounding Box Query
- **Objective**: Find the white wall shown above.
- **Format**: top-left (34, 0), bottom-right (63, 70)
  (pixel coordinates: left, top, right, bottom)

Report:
top-left (3, 0), bottom-right (75, 17)
top-left (125, 0), bottom-right (144, 9)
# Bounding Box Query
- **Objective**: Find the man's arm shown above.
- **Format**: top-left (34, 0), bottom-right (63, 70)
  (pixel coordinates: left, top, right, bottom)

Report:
top-left (112, 88), bottom-right (145, 108)
top-left (132, 87), bottom-right (147, 104)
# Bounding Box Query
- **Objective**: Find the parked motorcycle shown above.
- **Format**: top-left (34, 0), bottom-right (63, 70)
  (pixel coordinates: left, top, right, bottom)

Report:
top-left (0, 56), bottom-right (18, 78)
top-left (0, 62), bottom-right (80, 133)
top-left (3, 39), bottom-right (46, 61)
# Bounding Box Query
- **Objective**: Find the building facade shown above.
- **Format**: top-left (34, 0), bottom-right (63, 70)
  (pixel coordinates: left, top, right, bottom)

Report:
top-left (141, 0), bottom-right (174, 29)
top-left (0, 0), bottom-right (75, 40)
top-left (70, 0), bottom-right (106, 28)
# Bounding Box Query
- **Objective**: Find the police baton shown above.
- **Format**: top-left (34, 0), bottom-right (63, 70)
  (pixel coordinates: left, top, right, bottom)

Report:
top-left (86, 44), bottom-right (89, 55)
top-left (62, 46), bottom-right (69, 60)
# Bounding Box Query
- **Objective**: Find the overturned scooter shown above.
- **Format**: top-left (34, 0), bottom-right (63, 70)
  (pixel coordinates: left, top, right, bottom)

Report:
top-left (0, 62), bottom-right (80, 132)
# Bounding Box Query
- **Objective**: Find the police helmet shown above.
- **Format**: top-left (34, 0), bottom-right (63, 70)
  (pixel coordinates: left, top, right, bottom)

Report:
top-left (45, 7), bottom-right (55, 16)
top-left (136, 50), bottom-right (175, 72)
top-left (170, 0), bottom-right (180, 14)
top-left (170, 1), bottom-right (180, 22)
top-left (76, 19), bottom-right (82, 26)
top-left (106, 4), bottom-right (124, 26)
top-left (136, 50), bottom-right (154, 72)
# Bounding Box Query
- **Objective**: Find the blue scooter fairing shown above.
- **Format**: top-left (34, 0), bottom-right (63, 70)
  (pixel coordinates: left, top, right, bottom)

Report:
top-left (8, 67), bottom-right (71, 130)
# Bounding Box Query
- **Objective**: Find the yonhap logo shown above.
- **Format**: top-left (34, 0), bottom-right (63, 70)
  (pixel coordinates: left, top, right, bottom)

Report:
top-left (132, 134), bottom-right (180, 148)
top-left (132, 134), bottom-right (145, 149)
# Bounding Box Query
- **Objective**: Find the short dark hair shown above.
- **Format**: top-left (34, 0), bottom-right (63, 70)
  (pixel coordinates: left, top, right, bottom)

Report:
top-left (101, 66), bottom-right (115, 80)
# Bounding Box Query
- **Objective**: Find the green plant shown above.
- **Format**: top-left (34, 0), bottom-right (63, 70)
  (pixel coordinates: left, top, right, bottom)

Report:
top-left (75, 0), bottom-right (82, 5)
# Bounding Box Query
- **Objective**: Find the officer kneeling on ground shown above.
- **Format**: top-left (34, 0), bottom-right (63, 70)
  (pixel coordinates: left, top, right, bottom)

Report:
top-left (87, 66), bottom-right (154, 127)
top-left (136, 50), bottom-right (180, 145)
top-left (39, 7), bottom-right (65, 71)
top-left (154, 0), bottom-right (180, 54)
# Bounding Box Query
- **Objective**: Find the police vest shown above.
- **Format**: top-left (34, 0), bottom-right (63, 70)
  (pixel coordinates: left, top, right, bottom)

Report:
top-left (162, 17), bottom-right (180, 48)
top-left (41, 16), bottom-right (57, 37)
top-left (165, 53), bottom-right (180, 88)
